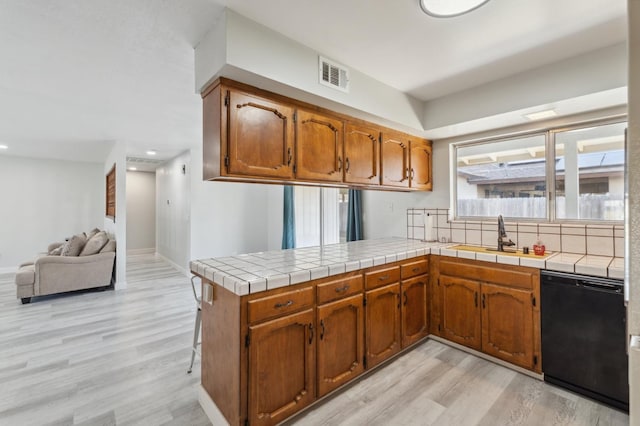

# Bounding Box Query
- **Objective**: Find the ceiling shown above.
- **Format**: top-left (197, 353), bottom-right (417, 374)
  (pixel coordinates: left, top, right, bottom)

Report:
top-left (0, 0), bottom-right (628, 167)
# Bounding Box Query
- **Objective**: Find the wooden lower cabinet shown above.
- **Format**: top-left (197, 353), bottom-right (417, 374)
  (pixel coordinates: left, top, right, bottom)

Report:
top-left (431, 256), bottom-right (541, 373)
top-left (481, 283), bottom-right (535, 370)
top-left (248, 309), bottom-right (316, 426)
top-left (440, 275), bottom-right (482, 351)
top-left (316, 294), bottom-right (365, 397)
top-left (401, 274), bottom-right (429, 347)
top-left (365, 282), bottom-right (401, 369)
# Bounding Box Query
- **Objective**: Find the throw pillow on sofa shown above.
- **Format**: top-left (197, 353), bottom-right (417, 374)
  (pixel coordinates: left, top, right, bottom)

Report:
top-left (60, 234), bottom-right (87, 256)
top-left (49, 246), bottom-right (63, 256)
top-left (80, 231), bottom-right (109, 256)
top-left (86, 228), bottom-right (101, 240)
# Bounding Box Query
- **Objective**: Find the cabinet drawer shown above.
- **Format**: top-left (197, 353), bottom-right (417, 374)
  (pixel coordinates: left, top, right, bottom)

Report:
top-left (248, 286), bottom-right (314, 324)
top-left (317, 275), bottom-right (363, 305)
top-left (401, 259), bottom-right (429, 279)
top-left (365, 266), bottom-right (400, 290)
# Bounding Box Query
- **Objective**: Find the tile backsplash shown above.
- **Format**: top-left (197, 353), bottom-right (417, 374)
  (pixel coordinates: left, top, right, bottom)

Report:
top-left (407, 208), bottom-right (623, 257)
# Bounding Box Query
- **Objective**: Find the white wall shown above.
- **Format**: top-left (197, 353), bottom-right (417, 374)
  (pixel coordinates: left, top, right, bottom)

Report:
top-left (189, 146), bottom-right (277, 261)
top-left (126, 171), bottom-right (156, 253)
top-left (103, 141), bottom-right (127, 288)
top-left (423, 43), bottom-right (627, 131)
top-left (0, 156), bottom-right (104, 270)
top-left (156, 151), bottom-right (191, 273)
top-left (627, 0), bottom-right (640, 340)
top-left (363, 140), bottom-right (452, 239)
top-left (195, 9), bottom-right (424, 133)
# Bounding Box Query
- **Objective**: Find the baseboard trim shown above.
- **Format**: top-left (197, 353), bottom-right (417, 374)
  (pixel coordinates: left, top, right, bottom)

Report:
top-left (198, 385), bottom-right (230, 426)
top-left (156, 253), bottom-right (189, 277)
top-left (126, 248), bottom-right (155, 255)
top-left (0, 266), bottom-right (18, 274)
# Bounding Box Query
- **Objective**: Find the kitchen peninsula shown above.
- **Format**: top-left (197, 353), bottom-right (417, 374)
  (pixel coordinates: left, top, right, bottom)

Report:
top-left (190, 237), bottom-right (624, 426)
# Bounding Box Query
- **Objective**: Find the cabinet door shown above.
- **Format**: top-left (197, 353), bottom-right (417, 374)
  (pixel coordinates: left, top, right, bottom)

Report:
top-left (317, 294), bottom-right (365, 397)
top-left (380, 131), bottom-right (410, 188)
top-left (295, 109), bottom-right (344, 182)
top-left (401, 275), bottom-right (429, 348)
top-left (481, 283), bottom-right (535, 370)
top-left (248, 309), bottom-right (315, 426)
top-left (227, 89), bottom-right (294, 179)
top-left (365, 282), bottom-right (401, 369)
top-left (440, 275), bottom-right (481, 351)
top-left (410, 139), bottom-right (432, 191)
top-left (344, 123), bottom-right (380, 185)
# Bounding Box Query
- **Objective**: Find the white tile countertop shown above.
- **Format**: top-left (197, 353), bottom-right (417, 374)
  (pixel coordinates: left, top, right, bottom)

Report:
top-left (190, 237), bottom-right (624, 296)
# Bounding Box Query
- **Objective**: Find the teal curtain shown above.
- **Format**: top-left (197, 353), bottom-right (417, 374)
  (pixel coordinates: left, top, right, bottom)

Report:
top-left (346, 189), bottom-right (363, 241)
top-left (282, 186), bottom-right (296, 249)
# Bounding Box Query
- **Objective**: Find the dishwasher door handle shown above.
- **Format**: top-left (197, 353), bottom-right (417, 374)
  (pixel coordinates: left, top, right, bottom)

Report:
top-left (578, 280), bottom-right (623, 293)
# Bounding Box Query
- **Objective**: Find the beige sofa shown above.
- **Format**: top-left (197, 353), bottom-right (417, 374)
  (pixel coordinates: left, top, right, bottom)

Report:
top-left (15, 232), bottom-right (116, 304)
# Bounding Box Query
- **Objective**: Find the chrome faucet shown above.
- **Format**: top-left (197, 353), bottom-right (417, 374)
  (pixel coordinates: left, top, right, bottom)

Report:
top-left (497, 215), bottom-right (515, 252)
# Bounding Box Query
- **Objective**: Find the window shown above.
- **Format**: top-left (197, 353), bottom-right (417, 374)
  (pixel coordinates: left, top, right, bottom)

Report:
top-left (456, 135), bottom-right (547, 219)
top-left (553, 122), bottom-right (625, 220)
top-left (453, 119), bottom-right (626, 222)
top-left (294, 187), bottom-right (349, 248)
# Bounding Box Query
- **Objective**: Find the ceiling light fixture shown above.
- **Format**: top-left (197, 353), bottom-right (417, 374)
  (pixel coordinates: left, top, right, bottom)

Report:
top-left (524, 109), bottom-right (558, 121)
top-left (146, 150), bottom-right (157, 156)
top-left (419, 0), bottom-right (490, 17)
top-left (128, 167), bottom-right (137, 171)
top-left (0, 144), bottom-right (7, 150)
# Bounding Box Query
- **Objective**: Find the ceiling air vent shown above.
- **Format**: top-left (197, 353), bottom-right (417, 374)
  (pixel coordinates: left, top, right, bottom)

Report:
top-left (319, 56), bottom-right (349, 93)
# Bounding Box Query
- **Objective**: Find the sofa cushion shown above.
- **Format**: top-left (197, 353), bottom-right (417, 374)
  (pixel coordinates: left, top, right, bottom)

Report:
top-left (49, 246), bottom-right (63, 256)
top-left (60, 234), bottom-right (87, 256)
top-left (99, 239), bottom-right (116, 253)
top-left (86, 228), bottom-right (101, 240)
top-left (15, 265), bottom-right (35, 286)
top-left (80, 231), bottom-right (108, 256)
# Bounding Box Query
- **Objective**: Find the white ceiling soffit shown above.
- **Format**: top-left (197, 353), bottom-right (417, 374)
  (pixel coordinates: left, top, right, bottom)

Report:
top-left (215, 0), bottom-right (627, 101)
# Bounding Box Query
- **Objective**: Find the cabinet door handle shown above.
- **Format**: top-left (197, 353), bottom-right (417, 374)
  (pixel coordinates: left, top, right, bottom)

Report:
top-left (309, 323), bottom-right (314, 344)
top-left (335, 284), bottom-right (350, 293)
top-left (345, 157), bottom-right (350, 172)
top-left (320, 319), bottom-right (325, 340)
top-left (287, 148), bottom-right (292, 166)
top-left (411, 168), bottom-right (415, 180)
top-left (378, 275), bottom-right (390, 281)
top-left (482, 294), bottom-right (486, 309)
top-left (274, 300), bottom-right (293, 309)
top-left (403, 291), bottom-right (408, 306)
top-left (397, 293), bottom-right (401, 309)
top-left (338, 157), bottom-right (342, 171)
top-left (474, 292), bottom-right (478, 308)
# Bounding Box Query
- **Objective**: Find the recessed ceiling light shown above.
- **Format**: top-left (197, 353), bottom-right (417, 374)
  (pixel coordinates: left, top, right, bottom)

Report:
top-left (0, 144), bottom-right (8, 150)
top-left (146, 150), bottom-right (157, 156)
top-left (128, 167), bottom-right (137, 171)
top-left (524, 110), bottom-right (558, 121)
top-left (419, 0), bottom-right (490, 17)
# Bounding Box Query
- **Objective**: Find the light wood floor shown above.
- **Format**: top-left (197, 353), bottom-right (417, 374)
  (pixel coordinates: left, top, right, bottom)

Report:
top-left (0, 254), bottom-right (629, 425)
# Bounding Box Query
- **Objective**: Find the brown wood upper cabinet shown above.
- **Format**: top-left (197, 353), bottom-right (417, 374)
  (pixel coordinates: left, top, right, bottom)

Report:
top-left (295, 109), bottom-right (344, 183)
top-left (344, 122), bottom-right (380, 186)
top-left (227, 89), bottom-right (295, 179)
top-left (202, 78), bottom-right (432, 191)
top-left (410, 139), bottom-right (433, 191)
top-left (380, 131), bottom-right (410, 188)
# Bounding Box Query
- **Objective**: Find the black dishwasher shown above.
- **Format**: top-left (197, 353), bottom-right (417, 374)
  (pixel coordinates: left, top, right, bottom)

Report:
top-left (541, 270), bottom-right (628, 411)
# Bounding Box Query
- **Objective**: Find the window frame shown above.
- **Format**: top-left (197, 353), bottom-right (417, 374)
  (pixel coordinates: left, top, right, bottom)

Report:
top-left (451, 115), bottom-right (627, 224)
